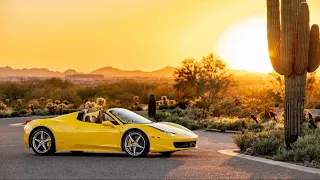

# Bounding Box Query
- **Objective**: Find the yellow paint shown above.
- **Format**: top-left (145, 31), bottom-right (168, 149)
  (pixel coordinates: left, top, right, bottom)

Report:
top-left (24, 110), bottom-right (198, 153)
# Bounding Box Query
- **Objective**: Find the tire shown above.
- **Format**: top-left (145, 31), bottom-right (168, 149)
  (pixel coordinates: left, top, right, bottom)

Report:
top-left (30, 128), bottom-right (56, 155)
top-left (122, 130), bottom-right (149, 157)
top-left (160, 151), bottom-right (174, 157)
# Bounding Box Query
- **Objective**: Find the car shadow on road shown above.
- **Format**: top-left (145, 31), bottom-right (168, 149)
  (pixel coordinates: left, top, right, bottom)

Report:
top-left (220, 156), bottom-right (320, 179)
top-left (18, 152), bottom-right (185, 179)
top-left (41, 151), bottom-right (191, 159)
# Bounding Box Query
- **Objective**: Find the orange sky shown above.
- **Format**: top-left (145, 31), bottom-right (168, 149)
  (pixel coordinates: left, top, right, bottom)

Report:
top-left (1, 0), bottom-right (320, 73)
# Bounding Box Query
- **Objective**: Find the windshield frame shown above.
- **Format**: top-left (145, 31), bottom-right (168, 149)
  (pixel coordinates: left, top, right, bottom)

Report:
top-left (108, 108), bottom-right (152, 124)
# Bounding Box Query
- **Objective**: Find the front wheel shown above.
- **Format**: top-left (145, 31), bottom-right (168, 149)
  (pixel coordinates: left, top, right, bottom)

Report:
top-left (123, 131), bottom-right (149, 157)
top-left (30, 128), bottom-right (56, 155)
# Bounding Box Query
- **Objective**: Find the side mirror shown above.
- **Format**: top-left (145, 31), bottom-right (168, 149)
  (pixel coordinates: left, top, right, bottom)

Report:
top-left (102, 121), bottom-right (115, 128)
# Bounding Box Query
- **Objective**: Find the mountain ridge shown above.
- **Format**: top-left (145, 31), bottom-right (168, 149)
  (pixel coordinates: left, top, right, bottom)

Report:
top-left (0, 66), bottom-right (268, 78)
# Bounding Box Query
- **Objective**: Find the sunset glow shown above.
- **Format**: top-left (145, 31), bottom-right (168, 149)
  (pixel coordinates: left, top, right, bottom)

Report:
top-left (216, 15), bottom-right (273, 73)
top-left (1, 0), bottom-right (320, 73)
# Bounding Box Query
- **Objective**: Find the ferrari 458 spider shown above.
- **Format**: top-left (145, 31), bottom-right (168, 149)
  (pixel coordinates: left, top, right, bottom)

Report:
top-left (24, 108), bottom-right (198, 157)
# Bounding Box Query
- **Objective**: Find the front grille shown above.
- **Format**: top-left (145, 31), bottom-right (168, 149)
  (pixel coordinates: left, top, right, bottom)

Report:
top-left (174, 141), bottom-right (196, 148)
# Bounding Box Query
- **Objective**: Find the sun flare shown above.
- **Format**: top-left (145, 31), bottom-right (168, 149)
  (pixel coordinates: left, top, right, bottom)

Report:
top-left (216, 15), bottom-right (273, 73)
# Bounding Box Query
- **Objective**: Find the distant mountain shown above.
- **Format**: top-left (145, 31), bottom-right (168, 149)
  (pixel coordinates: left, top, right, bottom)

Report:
top-left (89, 66), bottom-right (176, 78)
top-left (0, 66), bottom-right (80, 78)
top-left (0, 66), bottom-right (269, 79)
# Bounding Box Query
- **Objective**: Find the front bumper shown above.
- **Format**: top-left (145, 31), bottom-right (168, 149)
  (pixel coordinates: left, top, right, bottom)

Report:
top-left (149, 133), bottom-right (198, 153)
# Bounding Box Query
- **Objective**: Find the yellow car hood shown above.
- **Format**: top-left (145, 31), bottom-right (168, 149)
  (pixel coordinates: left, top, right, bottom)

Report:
top-left (148, 122), bottom-right (194, 135)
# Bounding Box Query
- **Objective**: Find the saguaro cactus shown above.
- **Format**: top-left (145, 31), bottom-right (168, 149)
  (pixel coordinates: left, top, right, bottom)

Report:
top-left (148, 94), bottom-right (156, 118)
top-left (267, 0), bottom-right (320, 147)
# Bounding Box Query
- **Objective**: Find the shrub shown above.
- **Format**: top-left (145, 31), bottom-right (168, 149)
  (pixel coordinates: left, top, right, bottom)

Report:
top-left (252, 135), bottom-right (281, 155)
top-left (10, 111), bottom-right (20, 117)
top-left (154, 112), bottom-right (169, 122)
top-left (315, 116), bottom-right (320, 123)
top-left (0, 111), bottom-right (10, 118)
top-left (32, 109), bottom-right (49, 116)
top-left (186, 122), bottom-right (202, 130)
top-left (159, 105), bottom-right (168, 110)
top-left (208, 118), bottom-right (246, 132)
top-left (171, 108), bottom-right (183, 116)
top-left (232, 132), bottom-right (258, 151)
top-left (164, 116), bottom-right (190, 127)
top-left (248, 123), bottom-right (264, 132)
top-left (19, 109), bottom-right (29, 116)
top-left (233, 129), bottom-right (284, 154)
top-left (274, 129), bottom-right (320, 162)
top-left (168, 104), bottom-right (177, 109)
top-left (186, 108), bottom-right (208, 121)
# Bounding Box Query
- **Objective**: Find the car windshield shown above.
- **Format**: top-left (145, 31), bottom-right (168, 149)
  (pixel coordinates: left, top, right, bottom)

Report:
top-left (109, 108), bottom-right (152, 124)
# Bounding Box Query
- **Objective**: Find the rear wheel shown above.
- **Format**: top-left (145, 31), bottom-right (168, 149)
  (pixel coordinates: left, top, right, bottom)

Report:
top-left (160, 151), bottom-right (174, 157)
top-left (123, 131), bottom-right (149, 157)
top-left (30, 128), bottom-right (56, 155)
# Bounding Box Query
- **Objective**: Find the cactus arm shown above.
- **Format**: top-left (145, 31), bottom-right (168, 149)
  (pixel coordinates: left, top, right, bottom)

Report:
top-left (281, 0), bottom-right (294, 76)
top-left (292, 0), bottom-right (303, 67)
top-left (307, 25), bottom-right (320, 72)
top-left (267, 0), bottom-right (283, 75)
top-left (294, 2), bottom-right (310, 75)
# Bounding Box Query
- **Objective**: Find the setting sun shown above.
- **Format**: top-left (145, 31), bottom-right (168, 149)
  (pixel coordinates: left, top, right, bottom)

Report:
top-left (216, 15), bottom-right (273, 73)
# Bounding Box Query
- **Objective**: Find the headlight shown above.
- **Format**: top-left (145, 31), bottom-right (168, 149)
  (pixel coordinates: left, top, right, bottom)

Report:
top-left (150, 126), bottom-right (176, 136)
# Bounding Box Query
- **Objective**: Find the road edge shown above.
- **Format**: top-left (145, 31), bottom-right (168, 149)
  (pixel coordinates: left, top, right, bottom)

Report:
top-left (218, 149), bottom-right (320, 175)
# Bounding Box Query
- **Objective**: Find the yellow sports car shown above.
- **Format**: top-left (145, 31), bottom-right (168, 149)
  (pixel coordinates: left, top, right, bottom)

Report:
top-left (24, 108), bottom-right (198, 157)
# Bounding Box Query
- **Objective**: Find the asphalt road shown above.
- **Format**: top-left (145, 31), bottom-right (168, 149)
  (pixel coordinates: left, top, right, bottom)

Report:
top-left (0, 117), bottom-right (320, 179)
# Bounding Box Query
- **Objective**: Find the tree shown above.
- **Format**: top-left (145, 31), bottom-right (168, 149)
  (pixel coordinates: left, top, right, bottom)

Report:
top-left (173, 53), bottom-right (233, 109)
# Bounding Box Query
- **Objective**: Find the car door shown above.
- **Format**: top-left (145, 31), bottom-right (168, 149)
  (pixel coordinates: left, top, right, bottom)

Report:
top-left (72, 114), bottom-right (121, 152)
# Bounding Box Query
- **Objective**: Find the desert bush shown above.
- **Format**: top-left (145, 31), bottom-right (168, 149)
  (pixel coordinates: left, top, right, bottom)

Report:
top-left (185, 108), bottom-right (208, 121)
top-left (0, 111), bottom-right (10, 118)
top-left (232, 132), bottom-right (258, 151)
top-left (164, 116), bottom-right (191, 128)
top-left (154, 112), bottom-right (169, 122)
top-left (32, 109), bottom-right (49, 116)
top-left (251, 130), bottom-right (284, 155)
top-left (171, 108), bottom-right (183, 116)
top-left (10, 109), bottom-right (29, 117)
top-left (233, 129), bottom-right (284, 154)
top-left (19, 109), bottom-right (29, 116)
top-left (186, 122), bottom-right (203, 130)
top-left (247, 123), bottom-right (265, 132)
top-left (315, 116), bottom-right (320, 123)
top-left (168, 104), bottom-right (177, 109)
top-left (159, 105), bottom-right (168, 110)
top-left (274, 128), bottom-right (320, 163)
top-left (252, 135), bottom-right (282, 155)
top-left (208, 118), bottom-right (246, 132)
top-left (10, 111), bottom-right (20, 117)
